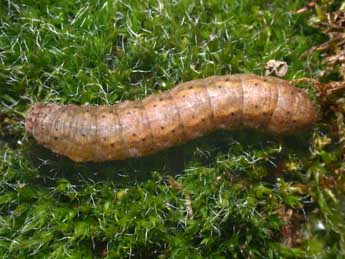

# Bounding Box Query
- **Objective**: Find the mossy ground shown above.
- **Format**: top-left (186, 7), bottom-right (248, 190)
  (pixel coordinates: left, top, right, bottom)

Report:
top-left (0, 1), bottom-right (344, 258)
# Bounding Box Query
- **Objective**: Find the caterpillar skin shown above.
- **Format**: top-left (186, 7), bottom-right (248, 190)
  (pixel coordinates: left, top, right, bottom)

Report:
top-left (25, 74), bottom-right (317, 162)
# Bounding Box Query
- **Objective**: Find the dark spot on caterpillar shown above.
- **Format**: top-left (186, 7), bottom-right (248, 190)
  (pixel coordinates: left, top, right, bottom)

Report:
top-left (192, 115), bottom-right (195, 119)
top-left (141, 138), bottom-right (146, 142)
top-left (188, 86), bottom-right (193, 89)
top-left (201, 118), bottom-right (206, 122)
top-left (54, 137), bottom-right (58, 140)
top-left (171, 129), bottom-right (175, 133)
top-left (102, 114), bottom-right (106, 118)
top-left (231, 112), bottom-right (235, 116)
top-left (255, 105), bottom-right (258, 108)
top-left (103, 137), bottom-right (107, 141)
top-left (182, 95), bottom-right (186, 98)
top-left (132, 133), bottom-right (136, 137)
top-left (82, 133), bottom-right (86, 137)
top-left (225, 77), bottom-right (231, 81)
top-left (218, 85), bottom-right (222, 88)
top-left (153, 104), bottom-right (157, 107)
top-left (254, 82), bottom-right (258, 86)
top-left (161, 126), bottom-right (165, 130)
top-left (159, 98), bottom-right (163, 101)
top-left (127, 112), bottom-right (131, 115)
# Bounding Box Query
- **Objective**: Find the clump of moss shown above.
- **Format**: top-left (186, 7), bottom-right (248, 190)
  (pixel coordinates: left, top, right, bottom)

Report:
top-left (306, 1), bottom-right (345, 80)
top-left (0, 0), bottom-right (344, 258)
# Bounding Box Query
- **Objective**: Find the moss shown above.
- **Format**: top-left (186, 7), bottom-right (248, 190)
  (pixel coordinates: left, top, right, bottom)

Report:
top-left (0, 0), bottom-right (344, 258)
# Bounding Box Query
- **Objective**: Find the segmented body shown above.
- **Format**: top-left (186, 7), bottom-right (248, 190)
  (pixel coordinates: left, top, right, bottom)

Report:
top-left (25, 74), bottom-right (317, 162)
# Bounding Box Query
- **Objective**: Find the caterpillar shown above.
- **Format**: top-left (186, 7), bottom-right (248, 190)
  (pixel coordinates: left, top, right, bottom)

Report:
top-left (25, 74), bottom-right (317, 162)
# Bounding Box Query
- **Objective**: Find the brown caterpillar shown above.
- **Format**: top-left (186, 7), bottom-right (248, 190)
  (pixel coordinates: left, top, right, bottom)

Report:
top-left (25, 74), bottom-right (317, 162)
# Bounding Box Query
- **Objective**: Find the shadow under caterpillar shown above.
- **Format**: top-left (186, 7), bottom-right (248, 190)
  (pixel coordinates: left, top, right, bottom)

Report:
top-left (25, 74), bottom-right (317, 162)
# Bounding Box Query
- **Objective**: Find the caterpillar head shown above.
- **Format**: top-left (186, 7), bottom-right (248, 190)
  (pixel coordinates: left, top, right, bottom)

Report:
top-left (25, 103), bottom-right (44, 134)
top-left (25, 103), bottom-right (60, 134)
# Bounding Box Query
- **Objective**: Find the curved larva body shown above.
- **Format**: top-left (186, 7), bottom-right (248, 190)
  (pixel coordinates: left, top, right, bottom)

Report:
top-left (25, 74), bottom-right (317, 162)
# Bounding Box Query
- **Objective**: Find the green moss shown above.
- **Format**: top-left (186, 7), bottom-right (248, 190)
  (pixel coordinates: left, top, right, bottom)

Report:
top-left (0, 0), bottom-right (344, 258)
